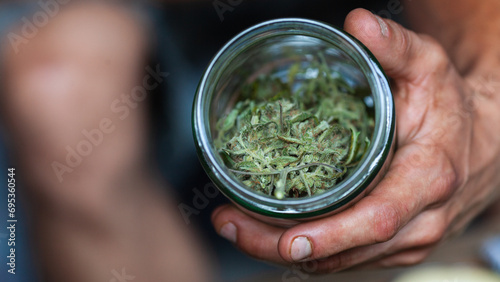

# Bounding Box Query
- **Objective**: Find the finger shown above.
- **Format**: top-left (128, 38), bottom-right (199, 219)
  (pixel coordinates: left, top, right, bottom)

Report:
top-left (309, 241), bottom-right (392, 273)
top-left (359, 247), bottom-right (434, 269)
top-left (388, 209), bottom-right (448, 250)
top-left (344, 8), bottom-right (450, 83)
top-left (211, 204), bottom-right (287, 263)
top-left (311, 245), bottom-right (435, 273)
top-left (303, 210), bottom-right (446, 272)
top-left (277, 143), bottom-right (457, 263)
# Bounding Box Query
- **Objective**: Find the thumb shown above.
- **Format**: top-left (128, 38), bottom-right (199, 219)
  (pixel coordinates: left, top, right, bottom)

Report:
top-left (344, 8), bottom-right (449, 82)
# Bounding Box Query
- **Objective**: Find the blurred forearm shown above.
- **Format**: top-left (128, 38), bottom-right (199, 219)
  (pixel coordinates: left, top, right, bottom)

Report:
top-left (0, 2), bottom-right (211, 281)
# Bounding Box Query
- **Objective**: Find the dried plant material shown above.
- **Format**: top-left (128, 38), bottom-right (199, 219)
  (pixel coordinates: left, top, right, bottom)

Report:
top-left (215, 55), bottom-right (374, 199)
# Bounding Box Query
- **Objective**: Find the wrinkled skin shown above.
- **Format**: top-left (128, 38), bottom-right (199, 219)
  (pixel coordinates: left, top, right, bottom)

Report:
top-left (212, 9), bottom-right (500, 272)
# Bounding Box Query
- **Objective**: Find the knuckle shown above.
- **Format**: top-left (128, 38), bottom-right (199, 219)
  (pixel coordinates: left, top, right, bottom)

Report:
top-left (419, 222), bottom-right (446, 246)
top-left (432, 172), bottom-right (456, 204)
top-left (401, 251), bottom-right (431, 266)
top-left (399, 254), bottom-right (427, 266)
top-left (379, 251), bottom-right (429, 268)
top-left (417, 214), bottom-right (448, 246)
top-left (419, 227), bottom-right (445, 246)
top-left (372, 203), bottom-right (402, 243)
top-left (430, 154), bottom-right (460, 205)
top-left (422, 35), bottom-right (451, 73)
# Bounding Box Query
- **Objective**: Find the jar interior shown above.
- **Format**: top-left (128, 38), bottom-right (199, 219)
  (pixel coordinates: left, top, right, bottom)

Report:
top-left (207, 33), bottom-right (376, 199)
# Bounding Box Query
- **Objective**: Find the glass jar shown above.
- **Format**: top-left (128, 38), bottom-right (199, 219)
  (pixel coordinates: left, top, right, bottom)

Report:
top-left (192, 18), bottom-right (395, 226)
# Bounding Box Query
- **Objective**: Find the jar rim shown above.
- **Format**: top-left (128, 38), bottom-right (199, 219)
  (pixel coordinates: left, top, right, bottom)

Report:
top-left (193, 18), bottom-right (395, 219)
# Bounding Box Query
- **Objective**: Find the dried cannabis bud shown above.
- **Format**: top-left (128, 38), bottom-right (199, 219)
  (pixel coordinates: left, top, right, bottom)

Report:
top-left (215, 55), bottom-right (374, 199)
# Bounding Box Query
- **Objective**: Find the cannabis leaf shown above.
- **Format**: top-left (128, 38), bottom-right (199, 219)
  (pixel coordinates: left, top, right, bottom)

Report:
top-left (215, 54), bottom-right (374, 199)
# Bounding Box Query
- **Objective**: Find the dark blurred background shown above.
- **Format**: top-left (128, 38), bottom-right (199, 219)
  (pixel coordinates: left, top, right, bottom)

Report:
top-left (0, 1), bottom-right (455, 281)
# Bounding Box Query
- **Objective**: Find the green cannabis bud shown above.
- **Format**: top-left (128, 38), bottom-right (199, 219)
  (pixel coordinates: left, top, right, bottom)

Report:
top-left (215, 54), bottom-right (374, 199)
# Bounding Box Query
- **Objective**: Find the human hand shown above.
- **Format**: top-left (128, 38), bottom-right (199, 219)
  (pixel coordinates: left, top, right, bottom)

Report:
top-left (211, 8), bottom-right (500, 272)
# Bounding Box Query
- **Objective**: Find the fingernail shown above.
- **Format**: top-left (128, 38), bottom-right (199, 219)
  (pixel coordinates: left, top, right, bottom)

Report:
top-left (374, 15), bottom-right (389, 37)
top-left (219, 222), bottom-right (237, 244)
top-left (290, 236), bottom-right (312, 261)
